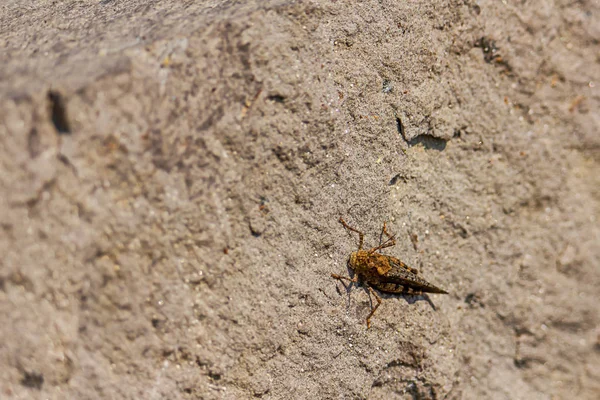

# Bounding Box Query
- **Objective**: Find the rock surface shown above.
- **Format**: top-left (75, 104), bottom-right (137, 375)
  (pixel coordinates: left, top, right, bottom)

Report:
top-left (1, 0), bottom-right (599, 399)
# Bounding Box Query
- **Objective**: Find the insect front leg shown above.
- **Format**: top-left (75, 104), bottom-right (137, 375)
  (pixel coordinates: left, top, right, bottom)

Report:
top-left (331, 273), bottom-right (358, 286)
top-left (339, 217), bottom-right (364, 250)
top-left (365, 286), bottom-right (382, 329)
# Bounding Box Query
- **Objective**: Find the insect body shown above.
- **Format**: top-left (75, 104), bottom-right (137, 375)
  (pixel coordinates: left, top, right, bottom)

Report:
top-left (332, 217), bottom-right (448, 328)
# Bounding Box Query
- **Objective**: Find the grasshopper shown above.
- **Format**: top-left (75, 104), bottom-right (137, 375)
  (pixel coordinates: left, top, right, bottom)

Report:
top-left (332, 217), bottom-right (448, 328)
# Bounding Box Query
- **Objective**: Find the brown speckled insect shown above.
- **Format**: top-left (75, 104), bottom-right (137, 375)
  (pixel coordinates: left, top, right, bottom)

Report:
top-left (332, 217), bottom-right (448, 328)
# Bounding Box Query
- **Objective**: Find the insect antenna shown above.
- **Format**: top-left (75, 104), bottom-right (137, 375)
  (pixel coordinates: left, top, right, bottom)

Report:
top-left (370, 221), bottom-right (397, 254)
top-left (369, 234), bottom-right (396, 254)
top-left (377, 232), bottom-right (396, 252)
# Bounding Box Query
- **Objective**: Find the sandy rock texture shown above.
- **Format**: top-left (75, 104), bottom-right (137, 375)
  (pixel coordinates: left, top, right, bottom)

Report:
top-left (1, 0), bottom-right (599, 399)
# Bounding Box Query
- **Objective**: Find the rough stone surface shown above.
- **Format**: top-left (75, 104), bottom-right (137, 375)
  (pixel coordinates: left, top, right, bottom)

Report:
top-left (1, 1), bottom-right (599, 399)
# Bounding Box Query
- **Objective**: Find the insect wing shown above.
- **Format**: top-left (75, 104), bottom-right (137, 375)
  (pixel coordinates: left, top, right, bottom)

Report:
top-left (383, 256), bottom-right (448, 294)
